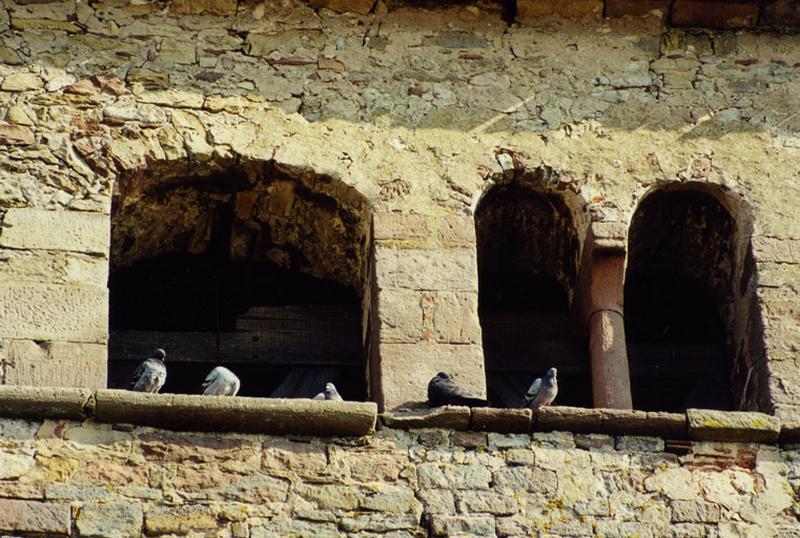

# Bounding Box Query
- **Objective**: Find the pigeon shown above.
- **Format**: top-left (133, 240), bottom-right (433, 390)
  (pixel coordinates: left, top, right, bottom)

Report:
top-left (427, 372), bottom-right (489, 408)
top-left (201, 366), bottom-right (241, 396)
top-left (129, 349), bottom-right (167, 393)
top-left (522, 367), bottom-right (558, 409)
top-left (313, 382), bottom-right (344, 401)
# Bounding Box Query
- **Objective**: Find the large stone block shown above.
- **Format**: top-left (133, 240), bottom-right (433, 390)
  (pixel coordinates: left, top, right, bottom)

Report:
top-left (687, 409), bottom-right (780, 443)
top-left (374, 212), bottom-right (428, 241)
top-left (374, 246), bottom-right (478, 292)
top-left (95, 390), bottom-right (377, 436)
top-left (0, 249), bottom-right (108, 286)
top-left (0, 208), bottom-right (109, 254)
top-left (0, 123), bottom-right (35, 145)
top-left (433, 291), bottom-right (481, 344)
top-left (752, 236), bottom-right (800, 264)
top-left (0, 385), bottom-right (93, 420)
top-left (5, 340), bottom-right (107, 389)
top-left (516, 0), bottom-right (603, 22)
top-left (77, 502), bottom-right (143, 538)
top-left (375, 343), bottom-right (486, 410)
top-left (430, 515), bottom-right (495, 536)
top-left (0, 499), bottom-right (70, 535)
top-left (377, 288), bottom-right (425, 343)
top-left (0, 284), bottom-right (108, 343)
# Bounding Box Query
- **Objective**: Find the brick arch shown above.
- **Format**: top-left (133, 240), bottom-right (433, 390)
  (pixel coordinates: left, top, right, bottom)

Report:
top-left (106, 154), bottom-right (373, 400)
top-left (474, 172), bottom-right (591, 408)
top-left (624, 182), bottom-right (764, 412)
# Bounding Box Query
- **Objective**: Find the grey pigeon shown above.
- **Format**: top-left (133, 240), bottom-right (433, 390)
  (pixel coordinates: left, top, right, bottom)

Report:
top-left (201, 366), bottom-right (241, 396)
top-left (313, 382), bottom-right (343, 401)
top-left (522, 367), bottom-right (558, 409)
top-left (427, 372), bottom-right (488, 408)
top-left (129, 349), bottom-right (167, 393)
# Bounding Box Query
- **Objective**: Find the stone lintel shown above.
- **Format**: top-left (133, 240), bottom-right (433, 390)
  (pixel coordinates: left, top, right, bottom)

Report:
top-left (94, 389), bottom-right (378, 436)
top-left (471, 407), bottom-right (532, 433)
top-left (381, 405), bottom-right (471, 430)
top-left (687, 408), bottom-right (780, 443)
top-left (0, 385), bottom-right (93, 420)
top-left (536, 406), bottom-right (688, 438)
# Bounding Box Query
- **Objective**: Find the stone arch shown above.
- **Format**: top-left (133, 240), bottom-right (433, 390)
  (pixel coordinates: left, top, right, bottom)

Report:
top-left (107, 156), bottom-right (373, 399)
top-left (624, 182), bottom-right (761, 412)
top-left (474, 169), bottom-right (591, 407)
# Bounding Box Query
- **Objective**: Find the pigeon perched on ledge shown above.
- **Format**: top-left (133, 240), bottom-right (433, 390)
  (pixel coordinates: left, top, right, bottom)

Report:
top-left (428, 372), bottom-right (489, 408)
top-left (201, 366), bottom-right (241, 396)
top-left (313, 382), bottom-right (344, 401)
top-left (130, 348), bottom-right (167, 393)
top-left (522, 367), bottom-right (558, 409)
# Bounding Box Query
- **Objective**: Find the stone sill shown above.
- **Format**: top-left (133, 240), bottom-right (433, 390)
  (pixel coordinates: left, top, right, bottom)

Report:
top-left (0, 386), bottom-right (377, 437)
top-left (0, 386), bottom-right (789, 443)
top-left (382, 405), bottom-right (786, 444)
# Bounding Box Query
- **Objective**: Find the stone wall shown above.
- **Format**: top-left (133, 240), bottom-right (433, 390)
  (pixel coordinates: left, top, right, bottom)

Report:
top-left (1, 0), bottom-right (800, 412)
top-left (0, 416), bottom-right (799, 537)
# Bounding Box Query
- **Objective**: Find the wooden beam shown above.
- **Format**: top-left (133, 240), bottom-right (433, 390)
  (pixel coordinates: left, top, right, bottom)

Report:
top-left (109, 329), bottom-right (361, 366)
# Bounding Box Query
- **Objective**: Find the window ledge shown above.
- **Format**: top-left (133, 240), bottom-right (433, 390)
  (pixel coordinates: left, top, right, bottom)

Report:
top-left (0, 386), bottom-right (377, 437)
top-left (0, 386), bottom-right (785, 443)
top-left (381, 405), bottom-right (784, 444)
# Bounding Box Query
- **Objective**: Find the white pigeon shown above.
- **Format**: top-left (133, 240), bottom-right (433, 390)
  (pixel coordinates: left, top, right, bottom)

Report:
top-left (313, 382), bottom-right (344, 401)
top-left (130, 349), bottom-right (167, 393)
top-left (201, 366), bottom-right (241, 396)
top-left (522, 367), bottom-right (558, 409)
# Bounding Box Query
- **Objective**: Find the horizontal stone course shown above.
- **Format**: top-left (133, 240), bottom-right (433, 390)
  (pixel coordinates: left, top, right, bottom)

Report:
top-left (0, 208), bottom-right (109, 254)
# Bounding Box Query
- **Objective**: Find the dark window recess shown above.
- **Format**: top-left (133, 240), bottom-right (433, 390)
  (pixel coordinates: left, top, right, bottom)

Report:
top-left (476, 184), bottom-right (590, 408)
top-left (625, 190), bottom-right (735, 412)
top-left (108, 171), bottom-right (366, 400)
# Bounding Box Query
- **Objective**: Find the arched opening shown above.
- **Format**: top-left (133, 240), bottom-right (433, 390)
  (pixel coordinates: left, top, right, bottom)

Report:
top-left (476, 182), bottom-right (590, 408)
top-left (625, 188), bottom-right (739, 412)
top-left (108, 163), bottom-right (370, 399)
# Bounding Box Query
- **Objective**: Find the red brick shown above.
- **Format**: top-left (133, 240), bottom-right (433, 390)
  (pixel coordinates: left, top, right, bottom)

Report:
top-left (0, 500), bottom-right (70, 535)
top-left (671, 0), bottom-right (758, 28)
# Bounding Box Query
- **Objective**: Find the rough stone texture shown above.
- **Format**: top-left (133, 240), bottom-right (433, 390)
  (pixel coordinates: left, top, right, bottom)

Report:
top-left (76, 502), bottom-right (143, 538)
top-left (538, 406), bottom-right (688, 437)
top-left (0, 386), bottom-right (92, 420)
top-left (470, 407), bottom-right (532, 433)
top-left (0, 419), bottom-right (795, 535)
top-left (5, 341), bottom-right (106, 389)
top-left (0, 284), bottom-right (108, 343)
top-left (0, 209), bottom-right (109, 254)
top-left (0, 499), bottom-right (70, 535)
top-left (687, 409), bottom-right (781, 443)
top-left (95, 389), bottom-right (377, 436)
top-left (381, 405), bottom-right (471, 429)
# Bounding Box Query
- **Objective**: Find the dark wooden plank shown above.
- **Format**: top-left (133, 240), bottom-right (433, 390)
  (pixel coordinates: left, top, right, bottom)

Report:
top-left (271, 367), bottom-right (341, 398)
top-left (109, 330), bottom-right (361, 366)
top-left (485, 339), bottom-right (726, 378)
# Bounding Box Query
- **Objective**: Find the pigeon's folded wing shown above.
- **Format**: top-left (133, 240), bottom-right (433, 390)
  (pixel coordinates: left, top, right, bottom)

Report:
top-left (523, 378), bottom-right (542, 403)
